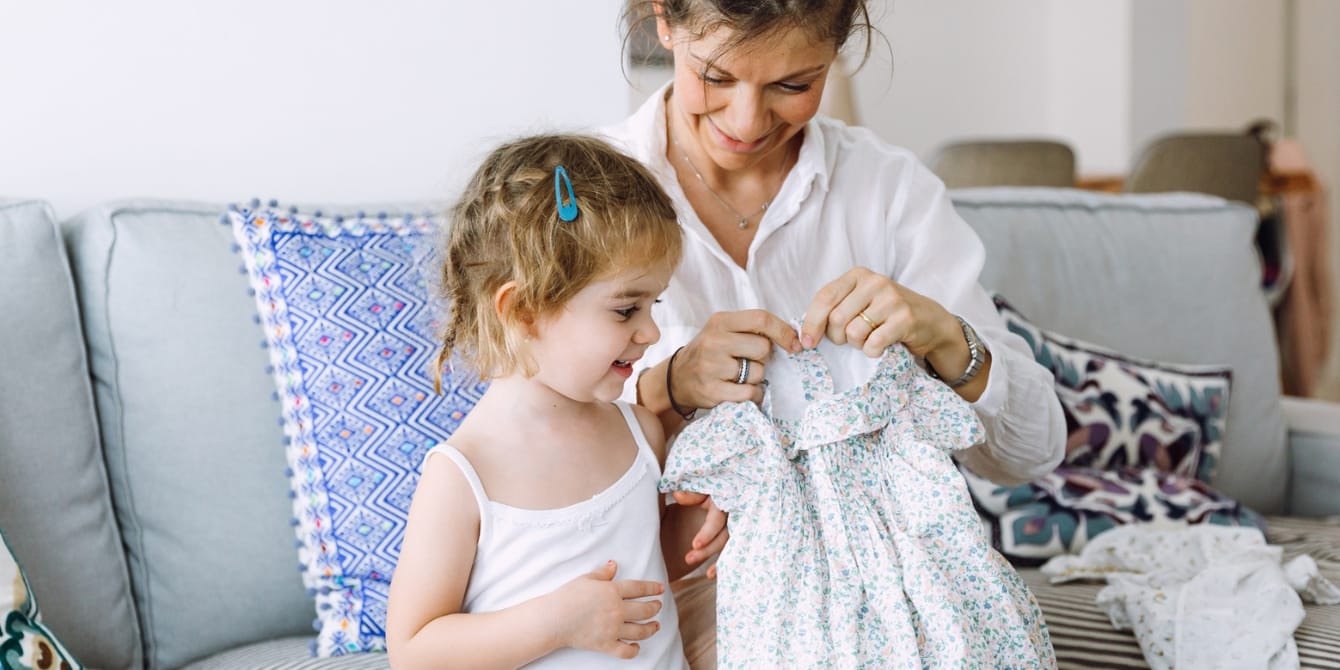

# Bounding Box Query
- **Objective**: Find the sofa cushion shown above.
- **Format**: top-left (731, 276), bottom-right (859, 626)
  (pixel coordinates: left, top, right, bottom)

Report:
top-left (0, 199), bottom-right (140, 670)
top-left (180, 637), bottom-right (390, 670)
top-left (952, 188), bottom-right (1289, 514)
top-left (231, 204), bottom-right (486, 655)
top-left (1, 525), bottom-right (85, 669)
top-left (62, 201), bottom-right (315, 669)
top-left (994, 294), bottom-right (1232, 482)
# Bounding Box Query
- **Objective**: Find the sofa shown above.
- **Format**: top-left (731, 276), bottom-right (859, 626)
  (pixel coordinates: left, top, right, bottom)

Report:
top-left (1, 188), bottom-right (1337, 670)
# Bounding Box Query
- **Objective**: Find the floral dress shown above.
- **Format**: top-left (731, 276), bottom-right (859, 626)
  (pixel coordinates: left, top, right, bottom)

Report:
top-left (661, 344), bottom-right (1055, 669)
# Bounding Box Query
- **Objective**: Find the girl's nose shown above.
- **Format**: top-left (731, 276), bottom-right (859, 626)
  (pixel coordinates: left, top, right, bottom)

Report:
top-left (636, 315), bottom-right (661, 345)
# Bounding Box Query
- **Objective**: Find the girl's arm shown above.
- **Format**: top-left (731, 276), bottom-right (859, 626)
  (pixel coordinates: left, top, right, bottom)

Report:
top-left (386, 453), bottom-right (665, 670)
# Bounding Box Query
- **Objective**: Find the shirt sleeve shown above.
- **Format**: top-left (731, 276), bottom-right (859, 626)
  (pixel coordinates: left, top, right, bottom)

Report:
top-left (886, 160), bottom-right (1065, 485)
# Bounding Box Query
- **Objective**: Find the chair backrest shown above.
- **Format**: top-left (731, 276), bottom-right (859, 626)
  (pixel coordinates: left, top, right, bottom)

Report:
top-left (1124, 133), bottom-right (1265, 205)
top-left (927, 139), bottom-right (1076, 189)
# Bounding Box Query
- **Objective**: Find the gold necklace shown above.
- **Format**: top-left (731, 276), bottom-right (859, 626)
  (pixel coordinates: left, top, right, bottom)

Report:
top-left (670, 130), bottom-right (785, 231)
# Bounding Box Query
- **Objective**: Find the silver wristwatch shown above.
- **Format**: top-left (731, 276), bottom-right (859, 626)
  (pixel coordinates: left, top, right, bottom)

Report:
top-left (926, 315), bottom-right (986, 388)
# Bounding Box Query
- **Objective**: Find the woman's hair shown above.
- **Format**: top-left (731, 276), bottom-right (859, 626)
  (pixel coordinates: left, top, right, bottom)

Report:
top-left (623, 0), bottom-right (874, 68)
top-left (435, 134), bottom-right (682, 385)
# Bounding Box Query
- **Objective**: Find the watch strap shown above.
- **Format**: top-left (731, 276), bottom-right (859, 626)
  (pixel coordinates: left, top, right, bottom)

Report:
top-left (926, 315), bottom-right (986, 389)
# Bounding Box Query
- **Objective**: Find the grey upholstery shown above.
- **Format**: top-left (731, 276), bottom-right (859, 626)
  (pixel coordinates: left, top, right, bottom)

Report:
top-left (928, 140), bottom-right (1076, 189)
top-left (951, 188), bottom-right (1289, 514)
top-left (0, 199), bottom-right (142, 670)
top-left (1124, 132), bottom-right (1265, 205)
top-left (62, 201), bottom-right (313, 669)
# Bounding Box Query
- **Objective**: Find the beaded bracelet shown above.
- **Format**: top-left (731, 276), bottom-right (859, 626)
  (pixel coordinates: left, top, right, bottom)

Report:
top-left (665, 346), bottom-right (696, 421)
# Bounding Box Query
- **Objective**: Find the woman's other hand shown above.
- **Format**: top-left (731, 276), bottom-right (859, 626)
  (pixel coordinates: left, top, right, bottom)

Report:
top-left (672, 491), bottom-right (728, 579)
top-left (800, 267), bottom-right (957, 359)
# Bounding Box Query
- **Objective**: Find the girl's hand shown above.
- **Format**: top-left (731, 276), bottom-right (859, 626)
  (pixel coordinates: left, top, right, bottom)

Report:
top-left (672, 491), bottom-right (728, 579)
top-left (671, 309), bottom-right (802, 410)
top-left (800, 267), bottom-right (958, 359)
top-left (550, 561), bottom-right (666, 659)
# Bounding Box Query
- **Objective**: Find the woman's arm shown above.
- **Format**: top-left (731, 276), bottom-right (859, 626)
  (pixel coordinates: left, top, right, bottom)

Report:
top-left (887, 162), bottom-right (1066, 483)
top-left (386, 455), bottom-right (665, 669)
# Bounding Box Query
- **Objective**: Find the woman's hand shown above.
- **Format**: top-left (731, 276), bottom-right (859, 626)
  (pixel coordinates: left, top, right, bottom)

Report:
top-left (672, 491), bottom-right (728, 579)
top-left (549, 561), bottom-right (665, 659)
top-left (800, 267), bottom-right (959, 359)
top-left (670, 309), bottom-right (802, 411)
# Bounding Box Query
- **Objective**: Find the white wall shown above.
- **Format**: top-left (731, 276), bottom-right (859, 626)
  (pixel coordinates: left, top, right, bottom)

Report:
top-left (1044, 0), bottom-right (1131, 174)
top-left (0, 1), bottom-right (627, 219)
top-left (1296, 0), bottom-right (1340, 399)
top-left (1184, 0), bottom-right (1286, 131)
top-left (847, 0), bottom-right (1293, 176)
top-left (1129, 0), bottom-right (1190, 158)
top-left (851, 0), bottom-right (1056, 164)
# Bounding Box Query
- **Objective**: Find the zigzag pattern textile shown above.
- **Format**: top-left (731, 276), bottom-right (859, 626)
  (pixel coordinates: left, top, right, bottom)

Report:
top-left (232, 205), bottom-right (486, 655)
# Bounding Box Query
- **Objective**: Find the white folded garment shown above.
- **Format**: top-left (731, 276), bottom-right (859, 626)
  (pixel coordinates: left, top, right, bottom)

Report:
top-left (1040, 525), bottom-right (1340, 670)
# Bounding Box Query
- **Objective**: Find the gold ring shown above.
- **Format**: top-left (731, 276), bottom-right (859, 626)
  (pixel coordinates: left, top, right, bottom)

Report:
top-left (858, 310), bottom-right (879, 330)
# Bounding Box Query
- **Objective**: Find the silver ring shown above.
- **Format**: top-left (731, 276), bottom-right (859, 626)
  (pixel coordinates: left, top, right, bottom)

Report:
top-left (734, 357), bottom-right (750, 384)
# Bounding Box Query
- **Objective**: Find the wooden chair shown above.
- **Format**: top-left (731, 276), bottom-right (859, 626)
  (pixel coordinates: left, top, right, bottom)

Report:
top-left (1124, 132), bottom-right (1266, 205)
top-left (927, 139), bottom-right (1076, 189)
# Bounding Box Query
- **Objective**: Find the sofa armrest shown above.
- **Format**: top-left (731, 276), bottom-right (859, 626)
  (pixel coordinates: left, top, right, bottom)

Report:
top-left (1282, 395), bottom-right (1340, 517)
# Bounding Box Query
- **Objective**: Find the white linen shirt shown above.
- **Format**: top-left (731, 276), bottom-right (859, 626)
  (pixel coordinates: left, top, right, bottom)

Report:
top-left (603, 83), bottom-right (1064, 484)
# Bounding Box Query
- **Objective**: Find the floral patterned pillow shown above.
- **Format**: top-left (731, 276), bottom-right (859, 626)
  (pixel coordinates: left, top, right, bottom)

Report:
top-left (961, 464), bottom-right (1264, 563)
top-left (1, 528), bottom-right (82, 669)
top-left (993, 295), bottom-right (1231, 483)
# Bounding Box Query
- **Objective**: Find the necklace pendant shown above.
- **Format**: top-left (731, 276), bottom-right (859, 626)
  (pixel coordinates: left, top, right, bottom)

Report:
top-left (738, 218), bottom-right (748, 230)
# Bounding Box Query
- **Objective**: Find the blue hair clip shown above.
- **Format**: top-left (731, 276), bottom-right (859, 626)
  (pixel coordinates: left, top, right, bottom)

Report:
top-left (554, 165), bottom-right (579, 222)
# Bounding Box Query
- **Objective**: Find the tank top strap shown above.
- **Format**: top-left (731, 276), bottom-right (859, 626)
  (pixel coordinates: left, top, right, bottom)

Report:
top-left (425, 444), bottom-right (491, 543)
top-left (614, 401), bottom-right (660, 475)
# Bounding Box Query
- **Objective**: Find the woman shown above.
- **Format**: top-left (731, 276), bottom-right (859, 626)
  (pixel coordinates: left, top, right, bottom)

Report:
top-left (606, 0), bottom-right (1066, 570)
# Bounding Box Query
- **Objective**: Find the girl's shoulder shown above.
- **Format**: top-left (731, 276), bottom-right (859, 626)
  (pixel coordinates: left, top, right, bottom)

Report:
top-left (623, 401), bottom-right (667, 463)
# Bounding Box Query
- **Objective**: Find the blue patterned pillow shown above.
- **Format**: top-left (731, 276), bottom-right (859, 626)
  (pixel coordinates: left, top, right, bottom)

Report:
top-left (231, 203), bottom-right (486, 655)
top-left (992, 295), bottom-right (1231, 483)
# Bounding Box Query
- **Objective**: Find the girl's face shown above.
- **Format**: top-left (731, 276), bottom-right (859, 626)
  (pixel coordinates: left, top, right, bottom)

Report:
top-left (526, 261), bottom-right (673, 403)
top-left (660, 20), bottom-right (838, 173)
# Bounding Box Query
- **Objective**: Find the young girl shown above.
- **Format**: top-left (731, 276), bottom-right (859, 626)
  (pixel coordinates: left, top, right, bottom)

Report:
top-left (385, 134), bottom-right (691, 670)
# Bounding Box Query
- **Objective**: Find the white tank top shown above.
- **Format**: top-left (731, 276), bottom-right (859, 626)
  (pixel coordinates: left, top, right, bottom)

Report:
top-left (425, 401), bottom-right (687, 670)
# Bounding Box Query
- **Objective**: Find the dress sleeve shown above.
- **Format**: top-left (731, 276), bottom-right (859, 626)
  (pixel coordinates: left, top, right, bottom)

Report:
top-left (658, 402), bottom-right (775, 514)
top-left (887, 160), bottom-right (1066, 485)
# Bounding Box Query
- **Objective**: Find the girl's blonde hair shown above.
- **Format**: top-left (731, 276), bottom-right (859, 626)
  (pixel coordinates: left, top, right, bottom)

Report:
top-left (435, 134), bottom-right (682, 386)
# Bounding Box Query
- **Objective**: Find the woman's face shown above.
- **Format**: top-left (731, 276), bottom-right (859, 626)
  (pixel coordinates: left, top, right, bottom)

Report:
top-left (659, 19), bottom-right (838, 173)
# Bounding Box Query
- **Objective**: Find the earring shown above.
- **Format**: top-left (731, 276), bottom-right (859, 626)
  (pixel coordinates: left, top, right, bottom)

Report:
top-left (662, 35), bottom-right (669, 41)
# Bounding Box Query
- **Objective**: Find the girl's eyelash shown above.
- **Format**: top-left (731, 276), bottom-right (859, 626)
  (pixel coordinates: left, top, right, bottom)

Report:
top-left (778, 82), bottom-right (811, 93)
top-left (617, 299), bottom-right (660, 319)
